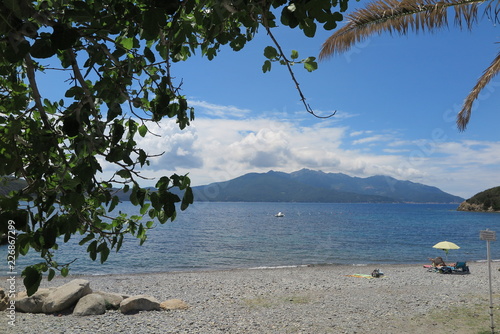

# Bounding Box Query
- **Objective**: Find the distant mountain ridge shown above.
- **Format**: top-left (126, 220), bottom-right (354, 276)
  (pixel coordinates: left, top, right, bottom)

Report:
top-left (0, 169), bottom-right (465, 204)
top-left (192, 169), bottom-right (464, 204)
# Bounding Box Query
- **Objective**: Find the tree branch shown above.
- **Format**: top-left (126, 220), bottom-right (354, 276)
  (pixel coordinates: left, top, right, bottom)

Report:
top-left (24, 54), bottom-right (52, 128)
top-left (262, 16), bottom-right (336, 119)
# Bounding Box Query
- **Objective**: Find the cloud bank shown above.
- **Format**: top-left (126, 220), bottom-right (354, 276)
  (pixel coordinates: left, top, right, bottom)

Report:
top-left (103, 100), bottom-right (500, 199)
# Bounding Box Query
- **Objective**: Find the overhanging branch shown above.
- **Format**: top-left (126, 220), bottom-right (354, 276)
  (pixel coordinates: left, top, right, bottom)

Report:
top-left (262, 16), bottom-right (336, 119)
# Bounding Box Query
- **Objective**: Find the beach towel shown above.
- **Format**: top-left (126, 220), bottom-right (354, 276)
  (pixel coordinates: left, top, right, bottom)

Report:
top-left (346, 274), bottom-right (375, 279)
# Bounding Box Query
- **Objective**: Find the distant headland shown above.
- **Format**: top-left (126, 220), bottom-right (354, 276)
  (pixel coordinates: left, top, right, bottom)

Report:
top-left (457, 186), bottom-right (500, 212)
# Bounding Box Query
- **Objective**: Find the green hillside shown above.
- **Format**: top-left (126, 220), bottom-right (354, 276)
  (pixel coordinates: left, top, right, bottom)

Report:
top-left (457, 186), bottom-right (500, 212)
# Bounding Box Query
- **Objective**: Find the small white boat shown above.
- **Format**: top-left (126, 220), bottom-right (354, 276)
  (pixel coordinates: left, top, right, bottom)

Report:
top-left (275, 212), bottom-right (285, 217)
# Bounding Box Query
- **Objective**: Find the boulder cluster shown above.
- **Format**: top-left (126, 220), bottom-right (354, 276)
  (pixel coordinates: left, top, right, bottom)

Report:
top-left (1, 279), bottom-right (189, 316)
top-left (457, 201), bottom-right (499, 212)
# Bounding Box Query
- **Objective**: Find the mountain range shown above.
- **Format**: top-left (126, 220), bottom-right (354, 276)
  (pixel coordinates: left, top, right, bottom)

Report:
top-left (191, 169), bottom-right (464, 204)
top-left (0, 169), bottom-right (465, 204)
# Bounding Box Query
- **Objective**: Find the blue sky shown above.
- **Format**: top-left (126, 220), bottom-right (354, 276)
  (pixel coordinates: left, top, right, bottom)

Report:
top-left (127, 5), bottom-right (500, 199)
top-left (38, 4), bottom-right (500, 199)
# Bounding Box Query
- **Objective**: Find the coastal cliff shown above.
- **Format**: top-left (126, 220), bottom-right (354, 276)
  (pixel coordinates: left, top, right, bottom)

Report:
top-left (457, 186), bottom-right (500, 212)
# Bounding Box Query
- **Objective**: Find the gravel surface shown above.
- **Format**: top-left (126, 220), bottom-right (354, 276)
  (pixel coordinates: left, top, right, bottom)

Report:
top-left (3, 262), bottom-right (500, 333)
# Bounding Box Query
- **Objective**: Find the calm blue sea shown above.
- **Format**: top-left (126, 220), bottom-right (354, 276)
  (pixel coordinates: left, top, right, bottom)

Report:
top-left (7, 202), bottom-right (500, 275)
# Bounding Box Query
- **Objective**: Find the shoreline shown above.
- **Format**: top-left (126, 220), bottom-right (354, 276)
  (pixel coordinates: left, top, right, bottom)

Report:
top-left (4, 259), bottom-right (500, 279)
top-left (4, 262), bottom-right (500, 333)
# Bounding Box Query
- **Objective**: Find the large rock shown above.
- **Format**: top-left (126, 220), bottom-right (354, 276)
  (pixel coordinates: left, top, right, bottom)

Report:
top-left (73, 293), bottom-right (106, 316)
top-left (15, 288), bottom-right (54, 313)
top-left (0, 288), bottom-right (8, 311)
top-left (160, 299), bottom-right (190, 310)
top-left (119, 295), bottom-right (161, 314)
top-left (42, 279), bottom-right (92, 313)
top-left (457, 201), bottom-right (498, 212)
top-left (94, 291), bottom-right (126, 310)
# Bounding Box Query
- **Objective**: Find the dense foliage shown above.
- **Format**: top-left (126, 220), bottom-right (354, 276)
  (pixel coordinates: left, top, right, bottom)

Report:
top-left (466, 186), bottom-right (500, 211)
top-left (0, 0), bottom-right (349, 294)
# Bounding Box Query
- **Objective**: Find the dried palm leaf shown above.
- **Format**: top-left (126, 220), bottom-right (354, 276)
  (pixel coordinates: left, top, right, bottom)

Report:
top-left (319, 0), bottom-right (498, 130)
top-left (319, 0), bottom-right (488, 59)
top-left (457, 50), bottom-right (500, 130)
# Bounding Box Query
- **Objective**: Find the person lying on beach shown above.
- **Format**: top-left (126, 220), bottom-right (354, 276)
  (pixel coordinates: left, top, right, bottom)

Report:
top-left (428, 257), bottom-right (446, 267)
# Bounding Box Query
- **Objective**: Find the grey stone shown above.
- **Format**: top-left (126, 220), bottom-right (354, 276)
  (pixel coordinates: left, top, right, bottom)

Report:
top-left (73, 293), bottom-right (106, 316)
top-left (15, 288), bottom-right (54, 313)
top-left (42, 279), bottom-right (92, 313)
top-left (0, 288), bottom-right (8, 312)
top-left (160, 299), bottom-right (190, 310)
top-left (94, 291), bottom-right (124, 309)
top-left (120, 295), bottom-right (161, 314)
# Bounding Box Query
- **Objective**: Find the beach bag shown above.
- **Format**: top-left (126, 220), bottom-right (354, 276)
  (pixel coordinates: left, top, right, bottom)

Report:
top-left (440, 266), bottom-right (452, 274)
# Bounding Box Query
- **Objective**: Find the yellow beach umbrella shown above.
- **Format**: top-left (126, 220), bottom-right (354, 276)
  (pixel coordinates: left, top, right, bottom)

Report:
top-left (433, 241), bottom-right (460, 260)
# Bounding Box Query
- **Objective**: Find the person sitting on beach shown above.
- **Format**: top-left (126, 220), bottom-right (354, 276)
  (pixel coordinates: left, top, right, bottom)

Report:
top-left (428, 256), bottom-right (446, 267)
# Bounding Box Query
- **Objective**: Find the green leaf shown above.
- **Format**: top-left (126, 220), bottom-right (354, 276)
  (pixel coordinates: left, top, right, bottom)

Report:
top-left (150, 191), bottom-right (161, 210)
top-left (65, 86), bottom-right (85, 98)
top-left (116, 169), bottom-right (131, 179)
top-left (142, 10), bottom-right (166, 41)
top-left (18, 234), bottom-right (31, 256)
top-left (48, 268), bottom-right (55, 281)
top-left (324, 20), bottom-right (338, 30)
top-left (138, 124), bottom-right (147, 137)
top-left (140, 203), bottom-right (150, 215)
top-left (300, 18), bottom-right (317, 38)
top-left (98, 242), bottom-right (110, 264)
top-left (111, 121), bottom-right (125, 145)
top-left (42, 225), bottom-right (57, 248)
top-left (303, 57), bottom-right (318, 72)
top-left (118, 37), bottom-right (134, 50)
top-left (264, 46), bottom-right (278, 60)
top-left (181, 187), bottom-right (193, 211)
top-left (109, 195), bottom-right (120, 212)
top-left (22, 266), bottom-right (42, 296)
top-left (107, 103), bottom-right (122, 122)
top-left (281, 6), bottom-right (299, 28)
top-left (87, 240), bottom-right (98, 261)
top-left (291, 50), bottom-right (299, 60)
top-left (30, 37), bottom-right (56, 59)
top-left (144, 47), bottom-right (156, 63)
top-left (138, 149), bottom-right (148, 166)
top-left (79, 232), bottom-right (95, 246)
top-left (116, 234), bottom-right (124, 252)
top-left (262, 60), bottom-right (272, 73)
top-left (50, 24), bottom-right (79, 50)
top-left (61, 267), bottom-right (69, 277)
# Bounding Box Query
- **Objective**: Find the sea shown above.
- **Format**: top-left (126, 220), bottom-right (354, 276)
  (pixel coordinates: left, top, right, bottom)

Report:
top-left (6, 202), bottom-right (500, 276)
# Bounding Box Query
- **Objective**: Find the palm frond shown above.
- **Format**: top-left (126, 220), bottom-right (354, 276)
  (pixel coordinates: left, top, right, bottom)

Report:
top-left (319, 0), bottom-right (489, 59)
top-left (457, 50), bottom-right (500, 130)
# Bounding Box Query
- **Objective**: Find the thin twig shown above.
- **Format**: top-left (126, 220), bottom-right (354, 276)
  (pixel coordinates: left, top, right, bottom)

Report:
top-left (261, 17), bottom-right (336, 119)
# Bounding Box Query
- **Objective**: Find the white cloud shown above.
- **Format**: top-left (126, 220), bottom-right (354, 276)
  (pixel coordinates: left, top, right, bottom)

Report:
top-left (189, 100), bottom-right (251, 118)
top-left (352, 134), bottom-right (391, 145)
top-left (350, 130), bottom-right (372, 137)
top-left (94, 102), bottom-right (500, 200)
top-left (137, 120), bottom-right (203, 169)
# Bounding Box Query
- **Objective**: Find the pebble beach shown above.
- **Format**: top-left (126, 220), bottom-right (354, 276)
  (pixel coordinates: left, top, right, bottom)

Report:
top-left (4, 262), bottom-right (500, 334)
